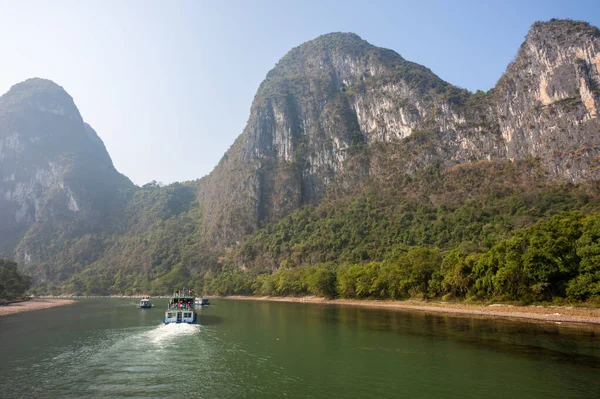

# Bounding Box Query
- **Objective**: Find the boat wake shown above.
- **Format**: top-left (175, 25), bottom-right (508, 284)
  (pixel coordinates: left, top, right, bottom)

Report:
top-left (145, 322), bottom-right (200, 346)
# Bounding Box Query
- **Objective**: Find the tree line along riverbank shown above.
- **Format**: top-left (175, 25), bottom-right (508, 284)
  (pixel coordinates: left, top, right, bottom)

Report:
top-left (199, 212), bottom-right (600, 305)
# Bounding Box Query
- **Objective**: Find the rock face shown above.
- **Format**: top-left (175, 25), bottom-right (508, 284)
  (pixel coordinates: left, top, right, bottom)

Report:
top-left (0, 79), bottom-right (132, 275)
top-left (493, 20), bottom-right (600, 180)
top-left (198, 32), bottom-right (469, 244)
top-left (198, 20), bottom-right (600, 246)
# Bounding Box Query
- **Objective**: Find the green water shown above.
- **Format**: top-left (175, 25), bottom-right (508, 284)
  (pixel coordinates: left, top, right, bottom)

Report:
top-left (0, 299), bottom-right (599, 398)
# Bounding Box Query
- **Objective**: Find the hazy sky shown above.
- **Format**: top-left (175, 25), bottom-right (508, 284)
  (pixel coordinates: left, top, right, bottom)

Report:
top-left (0, 0), bottom-right (598, 185)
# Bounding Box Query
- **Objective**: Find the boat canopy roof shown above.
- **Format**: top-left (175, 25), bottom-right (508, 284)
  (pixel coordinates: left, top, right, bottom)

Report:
top-left (170, 289), bottom-right (195, 300)
top-left (170, 295), bottom-right (195, 300)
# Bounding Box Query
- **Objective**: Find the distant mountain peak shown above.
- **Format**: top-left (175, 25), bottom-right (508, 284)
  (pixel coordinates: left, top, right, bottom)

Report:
top-left (264, 31), bottom-right (382, 80)
top-left (530, 18), bottom-right (598, 32)
top-left (285, 31), bottom-right (369, 54)
top-left (3, 77), bottom-right (69, 100)
top-left (525, 18), bottom-right (600, 44)
top-left (308, 31), bottom-right (366, 44)
top-left (0, 77), bottom-right (79, 121)
top-left (12, 77), bottom-right (63, 88)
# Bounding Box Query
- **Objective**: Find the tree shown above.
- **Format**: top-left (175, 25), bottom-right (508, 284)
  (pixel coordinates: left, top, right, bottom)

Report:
top-left (305, 263), bottom-right (337, 298)
top-left (0, 260), bottom-right (31, 302)
top-left (568, 214), bottom-right (600, 300)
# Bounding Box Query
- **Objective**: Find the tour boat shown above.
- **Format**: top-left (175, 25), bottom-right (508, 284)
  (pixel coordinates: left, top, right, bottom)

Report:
top-left (163, 289), bottom-right (197, 324)
top-left (195, 296), bottom-right (210, 306)
top-left (138, 296), bottom-right (152, 309)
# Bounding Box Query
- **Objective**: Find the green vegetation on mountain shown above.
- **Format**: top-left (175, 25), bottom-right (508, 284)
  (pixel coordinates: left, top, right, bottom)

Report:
top-left (203, 212), bottom-right (600, 303)
top-left (194, 159), bottom-right (600, 303)
top-left (29, 158), bottom-right (600, 305)
top-left (31, 182), bottom-right (221, 296)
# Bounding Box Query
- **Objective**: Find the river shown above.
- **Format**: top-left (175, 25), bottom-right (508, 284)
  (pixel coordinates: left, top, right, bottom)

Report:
top-left (0, 298), bottom-right (599, 398)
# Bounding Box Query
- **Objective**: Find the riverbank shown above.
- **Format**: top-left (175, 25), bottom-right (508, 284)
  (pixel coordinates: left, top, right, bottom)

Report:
top-left (0, 298), bottom-right (76, 317)
top-left (223, 296), bottom-right (600, 325)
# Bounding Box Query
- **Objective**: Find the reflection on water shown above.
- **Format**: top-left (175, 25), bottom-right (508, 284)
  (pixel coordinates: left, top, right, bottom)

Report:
top-left (322, 305), bottom-right (600, 368)
top-left (0, 298), bottom-right (599, 399)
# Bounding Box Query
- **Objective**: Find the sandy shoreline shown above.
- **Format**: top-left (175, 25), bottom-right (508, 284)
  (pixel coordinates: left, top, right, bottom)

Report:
top-left (0, 298), bottom-right (77, 317)
top-left (222, 296), bottom-right (600, 326)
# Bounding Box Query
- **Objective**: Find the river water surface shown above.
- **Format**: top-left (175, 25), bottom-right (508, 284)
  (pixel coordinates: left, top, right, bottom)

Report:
top-left (0, 298), bottom-right (599, 398)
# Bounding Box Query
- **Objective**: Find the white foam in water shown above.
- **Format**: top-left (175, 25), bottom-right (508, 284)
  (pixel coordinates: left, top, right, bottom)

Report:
top-left (145, 323), bottom-right (200, 346)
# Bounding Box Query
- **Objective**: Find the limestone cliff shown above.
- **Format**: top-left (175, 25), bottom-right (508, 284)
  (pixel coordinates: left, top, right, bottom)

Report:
top-left (492, 20), bottom-right (600, 180)
top-left (0, 78), bottom-right (132, 278)
top-left (198, 20), bottom-right (600, 246)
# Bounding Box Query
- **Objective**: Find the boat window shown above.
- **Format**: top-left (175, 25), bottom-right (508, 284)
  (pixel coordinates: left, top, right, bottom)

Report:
top-left (167, 313), bottom-right (173, 318)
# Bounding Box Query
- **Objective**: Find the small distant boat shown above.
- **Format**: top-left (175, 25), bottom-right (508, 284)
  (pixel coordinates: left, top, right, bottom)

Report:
top-left (195, 296), bottom-right (210, 306)
top-left (163, 289), bottom-right (197, 324)
top-left (138, 296), bottom-right (152, 309)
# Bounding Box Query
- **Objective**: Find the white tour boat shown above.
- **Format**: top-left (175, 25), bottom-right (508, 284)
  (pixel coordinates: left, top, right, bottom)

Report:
top-left (163, 289), bottom-right (197, 324)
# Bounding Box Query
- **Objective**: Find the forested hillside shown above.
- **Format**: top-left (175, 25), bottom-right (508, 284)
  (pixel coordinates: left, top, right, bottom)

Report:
top-left (32, 158), bottom-right (600, 304)
top-left (198, 160), bottom-right (600, 303)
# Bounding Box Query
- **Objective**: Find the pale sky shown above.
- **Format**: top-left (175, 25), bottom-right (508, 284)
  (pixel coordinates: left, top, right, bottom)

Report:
top-left (0, 0), bottom-right (598, 185)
